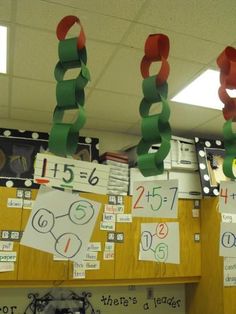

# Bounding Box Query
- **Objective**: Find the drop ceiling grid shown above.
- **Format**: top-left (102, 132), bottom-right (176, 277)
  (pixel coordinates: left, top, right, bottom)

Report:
top-left (0, 0), bottom-right (234, 138)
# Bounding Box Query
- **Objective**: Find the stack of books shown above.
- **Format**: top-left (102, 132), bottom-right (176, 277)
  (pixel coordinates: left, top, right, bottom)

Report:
top-left (100, 152), bottom-right (129, 195)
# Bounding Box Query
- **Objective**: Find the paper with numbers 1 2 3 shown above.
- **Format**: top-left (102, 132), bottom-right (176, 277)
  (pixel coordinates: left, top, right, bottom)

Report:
top-left (139, 222), bottom-right (180, 264)
top-left (132, 179), bottom-right (178, 218)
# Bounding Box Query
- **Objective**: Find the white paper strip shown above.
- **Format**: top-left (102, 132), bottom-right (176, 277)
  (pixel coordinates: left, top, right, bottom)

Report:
top-left (0, 241), bottom-right (13, 251)
top-left (87, 242), bottom-right (101, 252)
top-left (34, 153), bottom-right (110, 194)
top-left (100, 221), bottom-right (116, 231)
top-left (0, 252), bottom-right (17, 262)
top-left (0, 262), bottom-right (14, 272)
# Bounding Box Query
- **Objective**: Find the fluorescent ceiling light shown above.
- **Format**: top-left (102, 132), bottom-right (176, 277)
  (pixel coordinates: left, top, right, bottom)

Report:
top-left (0, 26), bottom-right (7, 74)
top-left (171, 69), bottom-right (230, 110)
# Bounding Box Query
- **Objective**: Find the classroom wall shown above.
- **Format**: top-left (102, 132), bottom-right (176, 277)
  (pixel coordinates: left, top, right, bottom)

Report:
top-left (0, 117), bottom-right (140, 155)
top-left (0, 284), bottom-right (185, 314)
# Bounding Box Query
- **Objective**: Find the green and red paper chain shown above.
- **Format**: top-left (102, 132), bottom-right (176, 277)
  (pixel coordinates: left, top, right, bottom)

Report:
top-left (137, 34), bottom-right (171, 176)
top-left (217, 47), bottom-right (236, 179)
top-left (49, 15), bottom-right (90, 157)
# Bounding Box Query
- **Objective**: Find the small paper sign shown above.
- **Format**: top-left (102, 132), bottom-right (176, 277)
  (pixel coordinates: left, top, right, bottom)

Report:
top-left (219, 181), bottom-right (236, 214)
top-left (0, 252), bottom-right (17, 262)
top-left (0, 241), bottom-right (13, 251)
top-left (0, 262), bottom-right (14, 272)
top-left (220, 222), bottom-right (236, 257)
top-left (21, 186), bottom-right (101, 263)
top-left (34, 153), bottom-right (110, 194)
top-left (139, 222), bottom-right (179, 264)
top-left (84, 261), bottom-right (100, 270)
top-left (132, 180), bottom-right (178, 218)
top-left (100, 221), bottom-right (116, 231)
top-left (224, 257), bottom-right (236, 286)
top-left (87, 242), bottom-right (101, 252)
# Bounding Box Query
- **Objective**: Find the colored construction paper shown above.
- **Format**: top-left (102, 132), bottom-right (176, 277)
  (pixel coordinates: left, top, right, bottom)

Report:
top-left (137, 33), bottom-right (171, 177)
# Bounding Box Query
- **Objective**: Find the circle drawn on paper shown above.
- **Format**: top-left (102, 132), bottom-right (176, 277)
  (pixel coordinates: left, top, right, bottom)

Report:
top-left (32, 208), bottom-right (55, 233)
top-left (69, 200), bottom-right (94, 225)
top-left (141, 231), bottom-right (153, 251)
top-left (156, 223), bottom-right (168, 239)
top-left (55, 233), bottom-right (82, 258)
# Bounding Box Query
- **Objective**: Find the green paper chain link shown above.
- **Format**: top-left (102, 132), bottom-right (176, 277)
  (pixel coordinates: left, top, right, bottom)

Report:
top-left (49, 19), bottom-right (90, 157)
top-left (137, 36), bottom-right (171, 177)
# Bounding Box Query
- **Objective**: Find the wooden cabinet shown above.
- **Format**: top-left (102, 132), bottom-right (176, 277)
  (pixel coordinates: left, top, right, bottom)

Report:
top-left (0, 187), bottom-right (22, 280)
top-left (115, 198), bottom-right (201, 281)
top-left (186, 197), bottom-right (236, 314)
top-left (0, 187), bottom-right (201, 285)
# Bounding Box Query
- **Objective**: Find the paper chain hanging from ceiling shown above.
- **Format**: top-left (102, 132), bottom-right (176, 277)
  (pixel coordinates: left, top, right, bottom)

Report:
top-left (49, 15), bottom-right (90, 157)
top-left (217, 47), bottom-right (236, 179)
top-left (137, 34), bottom-right (171, 176)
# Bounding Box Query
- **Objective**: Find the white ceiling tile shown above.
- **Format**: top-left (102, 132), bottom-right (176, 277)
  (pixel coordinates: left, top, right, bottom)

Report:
top-left (10, 108), bottom-right (53, 124)
top-left (86, 40), bottom-right (116, 86)
top-left (125, 122), bottom-right (141, 136)
top-left (191, 113), bottom-right (224, 138)
top-left (84, 116), bottom-right (131, 133)
top-left (47, 0), bottom-right (146, 20)
top-left (96, 47), bottom-right (143, 96)
top-left (138, 0), bottom-right (236, 44)
top-left (170, 101), bottom-right (221, 132)
top-left (168, 57), bottom-right (205, 97)
top-left (0, 75), bottom-right (9, 107)
top-left (11, 78), bottom-right (55, 111)
top-left (86, 89), bottom-right (140, 123)
top-left (0, 0), bottom-right (12, 21)
top-left (13, 26), bottom-right (57, 81)
top-left (122, 23), bottom-right (156, 49)
top-left (16, 0), bottom-right (132, 43)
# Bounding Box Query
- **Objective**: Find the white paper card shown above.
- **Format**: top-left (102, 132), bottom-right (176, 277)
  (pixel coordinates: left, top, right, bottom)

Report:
top-left (84, 261), bottom-right (100, 270)
top-left (103, 213), bottom-right (116, 222)
top-left (21, 186), bottom-right (101, 263)
top-left (0, 252), bottom-right (17, 262)
top-left (116, 214), bottom-right (132, 223)
top-left (0, 262), bottom-right (14, 272)
top-left (224, 257), bottom-right (236, 286)
top-left (132, 180), bottom-right (178, 218)
top-left (73, 262), bottom-right (85, 279)
top-left (7, 198), bottom-right (23, 208)
top-left (0, 241), bottom-right (13, 251)
top-left (139, 222), bottom-right (180, 264)
top-left (220, 222), bottom-right (236, 257)
top-left (87, 242), bottom-right (101, 252)
top-left (84, 251), bottom-right (98, 261)
top-left (104, 242), bottom-right (115, 252)
top-left (222, 213), bottom-right (236, 223)
top-left (219, 181), bottom-right (236, 214)
top-left (103, 251), bottom-right (114, 260)
top-left (100, 221), bottom-right (116, 231)
top-left (34, 153), bottom-right (110, 194)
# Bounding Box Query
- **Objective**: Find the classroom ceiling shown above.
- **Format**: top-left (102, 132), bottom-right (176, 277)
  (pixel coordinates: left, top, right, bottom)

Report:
top-left (0, 0), bottom-right (236, 142)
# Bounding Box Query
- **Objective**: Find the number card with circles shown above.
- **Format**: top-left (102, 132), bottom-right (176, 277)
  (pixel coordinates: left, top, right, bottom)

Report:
top-left (20, 186), bottom-right (101, 263)
top-left (219, 181), bottom-right (236, 214)
top-left (140, 222), bottom-right (180, 264)
top-left (132, 179), bottom-right (178, 218)
top-left (34, 153), bottom-right (110, 194)
top-left (220, 222), bottom-right (236, 257)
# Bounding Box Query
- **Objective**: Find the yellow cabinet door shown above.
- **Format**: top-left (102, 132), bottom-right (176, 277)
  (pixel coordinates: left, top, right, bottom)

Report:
top-left (68, 192), bottom-right (115, 281)
top-left (17, 189), bottom-right (68, 281)
top-left (115, 196), bottom-right (162, 279)
top-left (0, 187), bottom-right (23, 280)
